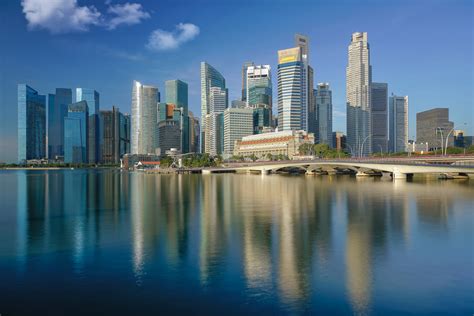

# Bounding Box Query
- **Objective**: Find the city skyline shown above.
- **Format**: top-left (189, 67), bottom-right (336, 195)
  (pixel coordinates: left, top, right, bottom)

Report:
top-left (1, 0), bottom-right (473, 162)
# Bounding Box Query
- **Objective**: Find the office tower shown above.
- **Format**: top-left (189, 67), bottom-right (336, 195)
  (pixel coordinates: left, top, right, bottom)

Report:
top-left (241, 61), bottom-right (254, 102)
top-left (277, 34), bottom-right (314, 132)
top-left (332, 131), bottom-right (346, 152)
top-left (371, 83), bottom-right (388, 153)
top-left (209, 86), bottom-right (227, 113)
top-left (389, 95), bottom-right (408, 153)
top-left (166, 79), bottom-right (189, 153)
top-left (201, 62), bottom-right (226, 152)
top-left (416, 108), bottom-right (453, 150)
top-left (231, 100), bottom-right (247, 109)
top-left (223, 107), bottom-right (254, 157)
top-left (204, 113), bottom-right (223, 156)
top-left (158, 120), bottom-right (181, 153)
top-left (48, 88), bottom-right (72, 159)
top-left (76, 88), bottom-right (100, 163)
top-left (315, 83), bottom-right (333, 146)
top-left (453, 130), bottom-right (465, 148)
top-left (346, 32), bottom-right (372, 156)
top-left (253, 105), bottom-right (271, 134)
top-left (247, 65), bottom-right (272, 109)
top-left (64, 101), bottom-right (89, 163)
top-left (131, 80), bottom-right (159, 155)
top-left (17, 84), bottom-right (46, 163)
top-left (100, 106), bottom-right (129, 164)
top-left (188, 111), bottom-right (200, 153)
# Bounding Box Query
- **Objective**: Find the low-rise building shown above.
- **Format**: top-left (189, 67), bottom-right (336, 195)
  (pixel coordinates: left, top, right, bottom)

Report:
top-left (233, 130), bottom-right (314, 159)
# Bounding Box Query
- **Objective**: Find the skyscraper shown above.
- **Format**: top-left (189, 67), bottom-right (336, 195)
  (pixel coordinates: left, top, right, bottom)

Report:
top-left (346, 32), bottom-right (372, 156)
top-left (241, 61), bottom-right (254, 102)
top-left (166, 80), bottom-right (189, 153)
top-left (188, 111), bottom-right (200, 153)
top-left (17, 84), bottom-right (46, 163)
top-left (416, 108), bottom-right (453, 151)
top-left (100, 106), bottom-right (129, 164)
top-left (76, 88), bottom-right (100, 163)
top-left (371, 83), bottom-right (388, 153)
top-left (48, 88), bottom-right (72, 159)
top-left (64, 101), bottom-right (89, 164)
top-left (223, 107), bottom-right (254, 157)
top-left (246, 65), bottom-right (272, 109)
top-left (389, 95), bottom-right (408, 153)
top-left (204, 113), bottom-right (223, 156)
top-left (277, 34), bottom-right (314, 132)
top-left (131, 80), bottom-right (159, 155)
top-left (315, 83), bottom-right (333, 147)
top-left (201, 62), bottom-right (226, 152)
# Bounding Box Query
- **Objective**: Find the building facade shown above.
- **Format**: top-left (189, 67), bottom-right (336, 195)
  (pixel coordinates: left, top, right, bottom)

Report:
top-left (223, 107), bottom-right (254, 158)
top-left (100, 106), bottom-right (130, 164)
top-left (389, 95), bottom-right (408, 153)
top-left (241, 61), bottom-right (254, 102)
top-left (166, 79), bottom-right (189, 153)
top-left (234, 130), bottom-right (315, 159)
top-left (76, 88), bottom-right (100, 163)
top-left (131, 80), bottom-right (159, 155)
top-left (332, 132), bottom-right (346, 152)
top-left (64, 101), bottom-right (89, 164)
top-left (200, 62), bottom-right (226, 152)
top-left (346, 32), bottom-right (372, 156)
top-left (416, 108), bottom-right (454, 150)
top-left (158, 120), bottom-right (181, 154)
top-left (188, 111), bottom-right (200, 153)
top-left (253, 105), bottom-right (272, 134)
top-left (17, 84), bottom-right (46, 163)
top-left (315, 83), bottom-right (333, 147)
top-left (48, 88), bottom-right (72, 159)
top-left (371, 82), bottom-right (388, 153)
top-left (246, 65), bottom-right (272, 109)
top-left (204, 113), bottom-right (223, 156)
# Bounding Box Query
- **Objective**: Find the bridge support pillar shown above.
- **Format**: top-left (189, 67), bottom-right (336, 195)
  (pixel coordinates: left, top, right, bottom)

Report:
top-left (261, 169), bottom-right (270, 175)
top-left (392, 171), bottom-right (407, 180)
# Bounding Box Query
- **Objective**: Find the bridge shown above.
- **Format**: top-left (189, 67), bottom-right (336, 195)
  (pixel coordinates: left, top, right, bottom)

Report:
top-left (203, 155), bottom-right (474, 180)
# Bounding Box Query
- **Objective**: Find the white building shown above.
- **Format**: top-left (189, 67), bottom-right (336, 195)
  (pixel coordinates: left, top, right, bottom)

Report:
top-left (131, 80), bottom-right (159, 155)
top-left (346, 32), bottom-right (372, 156)
top-left (223, 108), bottom-right (254, 158)
top-left (389, 95), bottom-right (409, 152)
top-left (204, 113), bottom-right (223, 156)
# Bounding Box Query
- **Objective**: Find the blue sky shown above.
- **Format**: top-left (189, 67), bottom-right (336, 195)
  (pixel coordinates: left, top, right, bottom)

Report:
top-left (0, 0), bottom-right (472, 162)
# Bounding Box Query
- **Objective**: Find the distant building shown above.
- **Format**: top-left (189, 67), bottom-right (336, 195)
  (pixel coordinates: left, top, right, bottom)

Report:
top-left (416, 108), bottom-right (454, 151)
top-left (48, 88), bottom-right (72, 159)
top-left (241, 61), bottom-right (254, 102)
top-left (316, 83), bottom-right (333, 147)
top-left (464, 136), bottom-right (473, 147)
top-left (247, 65), bottom-right (272, 109)
top-left (100, 106), bottom-right (129, 164)
top-left (332, 132), bottom-right (346, 152)
top-left (453, 130), bottom-right (465, 148)
top-left (371, 83), bottom-right (388, 153)
top-left (17, 84), bottom-right (46, 163)
top-left (131, 80), bottom-right (159, 155)
top-left (64, 101), bottom-right (89, 164)
top-left (188, 111), bottom-right (200, 153)
top-left (234, 130), bottom-right (315, 159)
top-left (166, 79), bottom-right (189, 153)
top-left (122, 153), bottom-right (160, 170)
top-left (231, 100), bottom-right (247, 109)
top-left (76, 88), bottom-right (100, 163)
top-left (159, 120), bottom-right (181, 153)
top-left (223, 107), bottom-right (254, 157)
top-left (253, 105), bottom-right (272, 134)
top-left (204, 113), bottom-right (223, 156)
top-left (209, 86), bottom-right (227, 113)
top-left (201, 62), bottom-right (226, 152)
top-left (389, 94), bottom-right (408, 153)
top-left (346, 32), bottom-right (372, 156)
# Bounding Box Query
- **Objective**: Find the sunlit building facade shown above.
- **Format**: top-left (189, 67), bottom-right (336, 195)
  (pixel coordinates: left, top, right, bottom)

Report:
top-left (389, 95), bottom-right (408, 153)
top-left (223, 107), bottom-right (254, 157)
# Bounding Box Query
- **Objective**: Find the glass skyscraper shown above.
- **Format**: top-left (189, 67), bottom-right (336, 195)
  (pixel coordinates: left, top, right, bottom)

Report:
top-left (316, 83), bottom-right (333, 147)
top-left (247, 65), bottom-right (272, 109)
top-left (371, 83), bottom-right (388, 153)
top-left (389, 95), bottom-right (408, 153)
top-left (200, 62), bottom-right (226, 153)
top-left (99, 106), bottom-right (129, 164)
top-left (166, 79), bottom-right (189, 153)
top-left (48, 88), bottom-right (72, 159)
top-left (76, 88), bottom-right (100, 163)
top-left (17, 84), bottom-right (46, 163)
top-left (64, 101), bottom-right (89, 164)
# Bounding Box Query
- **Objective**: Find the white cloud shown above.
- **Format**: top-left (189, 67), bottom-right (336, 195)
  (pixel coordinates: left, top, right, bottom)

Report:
top-left (21, 0), bottom-right (150, 34)
top-left (106, 2), bottom-right (150, 30)
top-left (21, 0), bottom-right (101, 34)
top-left (147, 23), bottom-right (200, 51)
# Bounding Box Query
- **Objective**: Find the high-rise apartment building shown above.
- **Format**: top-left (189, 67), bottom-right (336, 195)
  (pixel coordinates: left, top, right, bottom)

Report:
top-left (48, 88), bottom-right (72, 159)
top-left (17, 84), bottom-right (46, 163)
top-left (371, 82), bottom-right (388, 153)
top-left (131, 80), bottom-right (159, 155)
top-left (277, 34), bottom-right (314, 132)
top-left (241, 61), bottom-right (254, 102)
top-left (346, 32), bottom-right (372, 156)
top-left (64, 101), bottom-right (89, 164)
top-left (315, 83), bottom-right (333, 147)
top-left (416, 108), bottom-right (454, 150)
top-left (166, 79), bottom-right (189, 153)
top-left (223, 107), bottom-right (254, 157)
top-left (201, 62), bottom-right (226, 152)
top-left (389, 95), bottom-right (408, 153)
top-left (76, 88), bottom-right (100, 163)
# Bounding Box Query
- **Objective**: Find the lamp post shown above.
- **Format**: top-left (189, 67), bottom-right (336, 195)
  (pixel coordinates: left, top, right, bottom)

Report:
top-left (435, 127), bottom-right (444, 156)
top-left (444, 123), bottom-right (467, 156)
top-left (377, 144), bottom-right (383, 157)
top-left (359, 135), bottom-right (371, 158)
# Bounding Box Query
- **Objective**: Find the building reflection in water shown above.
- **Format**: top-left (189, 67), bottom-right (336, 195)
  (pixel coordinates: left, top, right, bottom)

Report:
top-left (12, 170), bottom-right (469, 312)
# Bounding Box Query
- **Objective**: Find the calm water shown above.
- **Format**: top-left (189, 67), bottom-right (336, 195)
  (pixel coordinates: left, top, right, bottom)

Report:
top-left (0, 170), bottom-right (473, 315)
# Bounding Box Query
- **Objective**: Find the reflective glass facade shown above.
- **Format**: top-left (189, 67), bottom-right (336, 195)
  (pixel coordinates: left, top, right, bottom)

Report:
top-left (166, 80), bottom-right (189, 153)
top-left (48, 88), bottom-right (72, 159)
top-left (17, 84), bottom-right (46, 163)
top-left (76, 88), bottom-right (100, 163)
top-left (64, 101), bottom-right (89, 163)
top-left (316, 83), bottom-right (333, 146)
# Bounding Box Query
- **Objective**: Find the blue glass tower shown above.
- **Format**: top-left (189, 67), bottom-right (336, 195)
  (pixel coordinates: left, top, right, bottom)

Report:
top-left (17, 84), bottom-right (46, 163)
top-left (64, 101), bottom-right (89, 163)
top-left (48, 88), bottom-right (72, 159)
top-left (166, 80), bottom-right (189, 152)
top-left (76, 88), bottom-right (100, 163)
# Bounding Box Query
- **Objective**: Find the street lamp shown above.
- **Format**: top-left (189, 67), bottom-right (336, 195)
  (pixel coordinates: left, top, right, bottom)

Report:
top-left (435, 127), bottom-right (444, 155)
top-left (359, 135), bottom-right (371, 158)
top-left (444, 123), bottom-right (467, 156)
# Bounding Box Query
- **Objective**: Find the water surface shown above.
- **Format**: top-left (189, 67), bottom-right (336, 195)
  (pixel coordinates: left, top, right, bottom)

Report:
top-left (0, 170), bottom-right (472, 315)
